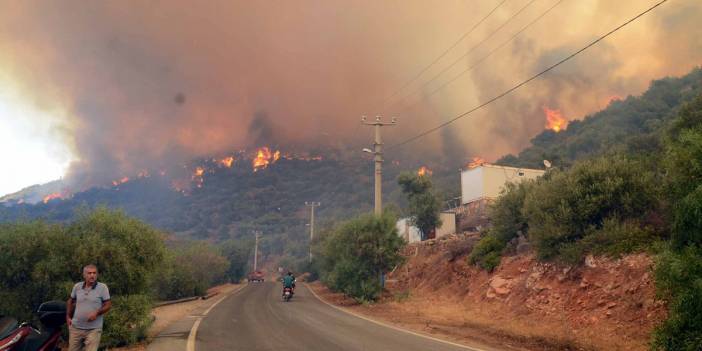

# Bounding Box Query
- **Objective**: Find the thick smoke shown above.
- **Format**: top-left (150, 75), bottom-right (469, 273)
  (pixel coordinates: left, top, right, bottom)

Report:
top-left (0, 0), bottom-right (700, 189)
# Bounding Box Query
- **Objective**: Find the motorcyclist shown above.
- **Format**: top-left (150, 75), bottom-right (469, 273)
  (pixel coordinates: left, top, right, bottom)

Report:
top-left (282, 271), bottom-right (295, 296)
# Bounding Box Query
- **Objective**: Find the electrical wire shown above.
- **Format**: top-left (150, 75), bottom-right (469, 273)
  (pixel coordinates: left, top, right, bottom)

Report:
top-left (387, 0), bottom-right (670, 150)
top-left (371, 0), bottom-right (508, 113)
top-left (393, 0), bottom-right (565, 116)
top-left (382, 0), bottom-right (539, 114)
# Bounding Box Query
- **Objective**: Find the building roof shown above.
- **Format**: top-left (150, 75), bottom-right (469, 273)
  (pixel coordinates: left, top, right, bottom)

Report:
top-left (461, 163), bottom-right (545, 174)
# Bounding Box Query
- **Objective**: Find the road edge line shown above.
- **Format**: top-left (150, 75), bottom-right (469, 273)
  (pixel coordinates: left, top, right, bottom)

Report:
top-left (304, 283), bottom-right (489, 351)
top-left (186, 283), bottom-right (247, 351)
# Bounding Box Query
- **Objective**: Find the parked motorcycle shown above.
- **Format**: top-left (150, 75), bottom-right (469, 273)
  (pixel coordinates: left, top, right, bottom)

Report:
top-left (282, 287), bottom-right (293, 302)
top-left (0, 301), bottom-right (66, 351)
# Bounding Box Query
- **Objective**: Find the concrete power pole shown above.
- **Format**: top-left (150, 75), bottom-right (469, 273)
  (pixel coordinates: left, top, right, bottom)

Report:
top-left (305, 201), bottom-right (321, 263)
top-left (253, 231), bottom-right (260, 272)
top-left (362, 116), bottom-right (396, 216)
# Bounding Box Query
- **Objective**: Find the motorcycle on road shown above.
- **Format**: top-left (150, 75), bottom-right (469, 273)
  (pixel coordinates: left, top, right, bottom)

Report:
top-left (282, 287), bottom-right (293, 302)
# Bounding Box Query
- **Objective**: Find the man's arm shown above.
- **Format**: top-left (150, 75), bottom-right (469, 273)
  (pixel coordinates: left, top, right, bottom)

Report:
top-left (66, 298), bottom-right (75, 326)
top-left (87, 300), bottom-right (111, 322)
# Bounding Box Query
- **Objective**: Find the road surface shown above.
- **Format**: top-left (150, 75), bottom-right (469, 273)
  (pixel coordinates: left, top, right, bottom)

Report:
top-left (195, 282), bottom-right (479, 351)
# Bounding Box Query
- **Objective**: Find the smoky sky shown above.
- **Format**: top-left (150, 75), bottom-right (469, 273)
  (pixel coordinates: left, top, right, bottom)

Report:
top-left (0, 0), bottom-right (700, 189)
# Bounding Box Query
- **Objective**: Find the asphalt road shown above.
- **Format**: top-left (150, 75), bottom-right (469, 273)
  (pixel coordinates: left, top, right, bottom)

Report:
top-left (195, 282), bottom-right (478, 351)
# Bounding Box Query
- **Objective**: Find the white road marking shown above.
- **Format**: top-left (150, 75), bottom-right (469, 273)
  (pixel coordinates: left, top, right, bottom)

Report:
top-left (186, 284), bottom-right (247, 351)
top-left (304, 283), bottom-right (490, 351)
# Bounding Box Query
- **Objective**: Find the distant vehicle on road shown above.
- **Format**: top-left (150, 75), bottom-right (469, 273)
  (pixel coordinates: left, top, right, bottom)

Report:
top-left (248, 271), bottom-right (265, 282)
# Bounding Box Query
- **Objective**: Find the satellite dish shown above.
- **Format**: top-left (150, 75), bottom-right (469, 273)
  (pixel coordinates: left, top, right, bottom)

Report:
top-left (543, 160), bottom-right (552, 168)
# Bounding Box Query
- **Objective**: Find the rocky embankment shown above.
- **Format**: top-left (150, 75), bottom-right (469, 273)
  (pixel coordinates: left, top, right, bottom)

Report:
top-left (375, 233), bottom-right (667, 350)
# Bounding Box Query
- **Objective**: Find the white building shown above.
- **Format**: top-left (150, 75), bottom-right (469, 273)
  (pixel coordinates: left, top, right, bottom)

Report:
top-left (456, 164), bottom-right (545, 231)
top-left (396, 211), bottom-right (456, 243)
top-left (461, 164), bottom-right (545, 204)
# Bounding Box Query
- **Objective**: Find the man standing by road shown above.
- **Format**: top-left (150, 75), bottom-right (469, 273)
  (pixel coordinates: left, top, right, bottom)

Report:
top-left (66, 264), bottom-right (112, 351)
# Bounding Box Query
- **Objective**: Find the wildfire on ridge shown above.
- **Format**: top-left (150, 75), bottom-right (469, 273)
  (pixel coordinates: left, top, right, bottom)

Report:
top-left (543, 106), bottom-right (568, 132)
top-left (219, 156), bottom-right (235, 168)
top-left (605, 94), bottom-right (623, 107)
top-left (192, 166), bottom-right (205, 188)
top-left (42, 192), bottom-right (63, 204)
top-left (417, 166), bottom-right (432, 177)
top-left (112, 176), bottom-right (130, 186)
top-left (466, 156), bottom-right (486, 169)
top-left (252, 146), bottom-right (281, 171)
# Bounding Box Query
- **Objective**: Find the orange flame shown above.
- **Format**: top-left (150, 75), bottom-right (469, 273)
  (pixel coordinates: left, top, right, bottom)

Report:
top-left (219, 156), bottom-right (235, 168)
top-left (605, 94), bottom-right (622, 107)
top-left (417, 166), bottom-right (432, 177)
top-left (543, 106), bottom-right (568, 132)
top-left (193, 167), bottom-right (205, 177)
top-left (253, 147), bottom-right (272, 171)
top-left (42, 192), bottom-right (62, 204)
top-left (467, 156), bottom-right (486, 169)
top-left (112, 176), bottom-right (130, 186)
top-left (252, 147), bottom-right (283, 171)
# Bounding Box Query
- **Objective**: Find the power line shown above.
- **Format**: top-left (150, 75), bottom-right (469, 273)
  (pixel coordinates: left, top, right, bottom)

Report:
top-left (351, 0), bottom-right (507, 145)
top-left (393, 0), bottom-right (565, 116)
top-left (372, 0), bottom-right (508, 112)
top-left (383, 0), bottom-right (539, 114)
top-left (387, 0), bottom-right (669, 150)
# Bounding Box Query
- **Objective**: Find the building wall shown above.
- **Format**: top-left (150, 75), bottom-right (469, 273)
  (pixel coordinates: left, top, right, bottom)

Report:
top-left (435, 212), bottom-right (456, 238)
top-left (395, 218), bottom-right (422, 243)
top-left (461, 165), bottom-right (545, 204)
top-left (460, 167), bottom-right (485, 204)
top-left (396, 214), bottom-right (455, 243)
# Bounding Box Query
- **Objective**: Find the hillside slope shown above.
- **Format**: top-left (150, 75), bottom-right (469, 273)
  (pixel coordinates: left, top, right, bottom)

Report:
top-left (498, 67), bottom-right (702, 168)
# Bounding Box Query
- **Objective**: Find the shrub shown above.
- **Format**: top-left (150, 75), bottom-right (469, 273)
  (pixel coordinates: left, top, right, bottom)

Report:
top-left (318, 212), bottom-right (405, 301)
top-left (102, 294), bottom-right (153, 348)
top-left (469, 234), bottom-right (505, 271)
top-left (155, 243), bottom-right (229, 299)
top-left (523, 155), bottom-right (659, 263)
top-left (671, 185), bottom-right (702, 249)
top-left (66, 207), bottom-right (166, 296)
top-left (0, 221), bottom-right (75, 320)
top-left (652, 246), bottom-right (702, 350)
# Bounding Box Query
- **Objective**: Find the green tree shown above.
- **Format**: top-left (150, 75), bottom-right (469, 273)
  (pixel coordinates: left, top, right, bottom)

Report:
top-left (220, 239), bottom-right (253, 283)
top-left (318, 212), bottom-right (405, 301)
top-left (653, 94), bottom-right (702, 350)
top-left (397, 172), bottom-right (442, 240)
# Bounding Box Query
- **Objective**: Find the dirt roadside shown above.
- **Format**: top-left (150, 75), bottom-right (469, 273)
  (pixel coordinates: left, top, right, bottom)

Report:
top-left (107, 283), bottom-right (242, 351)
top-left (307, 234), bottom-right (666, 351)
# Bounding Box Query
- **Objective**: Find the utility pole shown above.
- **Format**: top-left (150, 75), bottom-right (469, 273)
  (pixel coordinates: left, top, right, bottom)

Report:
top-left (362, 115), bottom-right (396, 216)
top-left (305, 201), bottom-right (321, 263)
top-left (253, 231), bottom-right (261, 272)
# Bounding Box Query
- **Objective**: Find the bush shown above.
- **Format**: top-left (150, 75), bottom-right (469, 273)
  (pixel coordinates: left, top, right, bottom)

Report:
top-left (0, 208), bottom-right (167, 348)
top-left (468, 234), bottom-right (505, 271)
top-left (671, 185), bottom-right (702, 249)
top-left (467, 181), bottom-right (535, 270)
top-left (652, 246), bottom-right (702, 350)
top-left (220, 239), bottom-right (253, 283)
top-left (318, 212), bottom-right (405, 301)
top-left (523, 155), bottom-right (660, 263)
top-left (0, 221), bottom-right (75, 320)
top-left (66, 208), bottom-right (166, 296)
top-left (102, 294), bottom-right (153, 348)
top-left (155, 243), bottom-right (229, 299)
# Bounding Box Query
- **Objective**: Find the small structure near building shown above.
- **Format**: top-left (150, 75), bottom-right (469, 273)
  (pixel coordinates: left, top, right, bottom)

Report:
top-left (456, 164), bottom-right (545, 231)
top-left (396, 211), bottom-right (457, 243)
